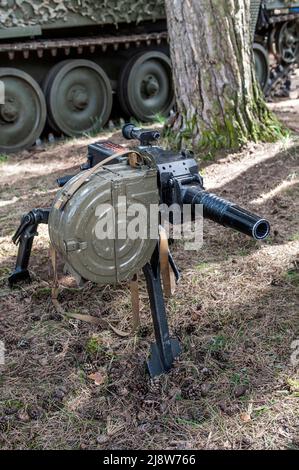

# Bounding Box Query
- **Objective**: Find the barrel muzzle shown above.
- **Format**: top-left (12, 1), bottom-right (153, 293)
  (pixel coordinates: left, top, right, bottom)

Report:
top-left (122, 123), bottom-right (161, 145)
top-left (183, 187), bottom-right (270, 240)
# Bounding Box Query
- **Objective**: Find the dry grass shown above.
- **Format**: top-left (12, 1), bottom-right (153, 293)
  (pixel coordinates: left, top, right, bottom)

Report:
top-left (0, 107), bottom-right (298, 450)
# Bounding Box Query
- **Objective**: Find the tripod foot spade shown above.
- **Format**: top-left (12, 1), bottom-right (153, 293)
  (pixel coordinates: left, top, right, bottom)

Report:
top-left (147, 338), bottom-right (181, 378)
top-left (8, 268), bottom-right (31, 287)
top-left (8, 208), bottom-right (50, 287)
top-left (143, 245), bottom-right (182, 378)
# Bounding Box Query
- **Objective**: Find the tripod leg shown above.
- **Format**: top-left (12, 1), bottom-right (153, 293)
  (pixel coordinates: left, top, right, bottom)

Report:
top-left (143, 247), bottom-right (181, 377)
top-left (8, 208), bottom-right (50, 287)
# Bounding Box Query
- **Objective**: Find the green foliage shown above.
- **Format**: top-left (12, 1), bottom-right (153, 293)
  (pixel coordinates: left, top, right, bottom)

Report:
top-left (285, 269), bottom-right (299, 286)
top-left (0, 154), bottom-right (8, 163)
top-left (2, 399), bottom-right (23, 410)
top-left (289, 232), bottom-right (299, 241)
top-left (209, 334), bottom-right (227, 352)
top-left (174, 417), bottom-right (203, 428)
top-left (86, 336), bottom-right (102, 356)
top-left (195, 262), bottom-right (211, 271)
top-left (230, 370), bottom-right (250, 386)
top-left (33, 287), bottom-right (52, 299)
top-left (82, 117), bottom-right (104, 138)
top-left (153, 113), bottom-right (167, 125)
top-left (165, 86), bottom-right (289, 154)
top-left (287, 378), bottom-right (299, 394)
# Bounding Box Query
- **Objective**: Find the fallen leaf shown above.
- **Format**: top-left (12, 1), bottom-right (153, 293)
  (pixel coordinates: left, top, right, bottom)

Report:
top-left (240, 412), bottom-right (251, 423)
top-left (66, 313), bottom-right (130, 337)
top-left (240, 402), bottom-right (253, 423)
top-left (88, 370), bottom-right (106, 386)
top-left (17, 411), bottom-right (30, 423)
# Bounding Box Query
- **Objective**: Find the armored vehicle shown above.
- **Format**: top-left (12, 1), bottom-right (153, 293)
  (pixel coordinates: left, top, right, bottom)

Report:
top-left (0, 1), bottom-right (172, 153)
top-left (253, 1), bottom-right (299, 92)
top-left (0, 1), bottom-right (298, 153)
top-left (9, 124), bottom-right (270, 376)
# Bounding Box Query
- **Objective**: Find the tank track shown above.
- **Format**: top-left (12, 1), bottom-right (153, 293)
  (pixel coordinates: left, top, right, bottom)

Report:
top-left (0, 31), bottom-right (168, 60)
top-left (265, 63), bottom-right (295, 98)
top-left (257, 11), bottom-right (299, 98)
top-left (0, 30), bottom-right (172, 152)
top-left (1, 26), bottom-right (294, 99)
top-left (0, 11), bottom-right (297, 153)
top-left (267, 13), bottom-right (299, 25)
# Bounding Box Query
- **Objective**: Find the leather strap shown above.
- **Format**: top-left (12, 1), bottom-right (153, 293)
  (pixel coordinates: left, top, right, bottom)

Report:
top-left (50, 148), bottom-right (143, 334)
top-left (129, 274), bottom-right (140, 332)
top-left (50, 243), bottom-right (64, 315)
top-left (54, 149), bottom-right (143, 211)
top-left (159, 226), bottom-right (176, 298)
top-left (50, 243), bottom-right (140, 337)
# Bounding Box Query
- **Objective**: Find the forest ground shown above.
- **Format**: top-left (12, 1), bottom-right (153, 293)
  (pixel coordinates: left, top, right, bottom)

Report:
top-left (0, 98), bottom-right (298, 450)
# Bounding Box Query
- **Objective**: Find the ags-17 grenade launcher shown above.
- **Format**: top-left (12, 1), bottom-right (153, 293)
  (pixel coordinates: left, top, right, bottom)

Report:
top-left (9, 124), bottom-right (270, 377)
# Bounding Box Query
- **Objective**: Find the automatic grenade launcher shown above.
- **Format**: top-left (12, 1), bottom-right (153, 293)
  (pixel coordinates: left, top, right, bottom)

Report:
top-left (9, 124), bottom-right (270, 377)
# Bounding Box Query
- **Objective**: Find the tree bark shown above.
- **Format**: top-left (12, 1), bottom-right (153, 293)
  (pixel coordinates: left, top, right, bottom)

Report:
top-left (165, 0), bottom-right (283, 149)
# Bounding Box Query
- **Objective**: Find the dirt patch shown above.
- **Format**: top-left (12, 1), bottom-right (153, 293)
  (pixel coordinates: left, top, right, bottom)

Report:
top-left (267, 68), bottom-right (299, 133)
top-left (268, 99), bottom-right (299, 134)
top-left (0, 106), bottom-right (298, 450)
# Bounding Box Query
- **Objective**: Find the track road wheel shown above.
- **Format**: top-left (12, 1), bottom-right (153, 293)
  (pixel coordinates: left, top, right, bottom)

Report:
top-left (0, 68), bottom-right (46, 153)
top-left (276, 21), bottom-right (299, 64)
top-left (253, 43), bottom-right (270, 92)
top-left (118, 50), bottom-right (175, 122)
top-left (43, 60), bottom-right (113, 137)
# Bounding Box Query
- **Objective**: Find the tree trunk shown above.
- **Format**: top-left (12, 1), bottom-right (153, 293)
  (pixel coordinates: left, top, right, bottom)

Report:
top-left (165, 0), bottom-right (283, 149)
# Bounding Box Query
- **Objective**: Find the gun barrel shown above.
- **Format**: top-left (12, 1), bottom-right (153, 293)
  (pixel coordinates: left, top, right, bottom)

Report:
top-left (122, 123), bottom-right (161, 143)
top-left (57, 175), bottom-right (75, 187)
top-left (183, 187), bottom-right (270, 240)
